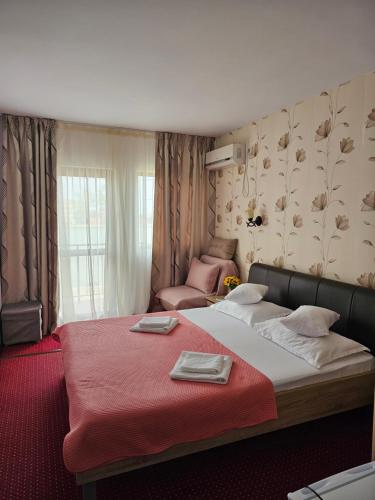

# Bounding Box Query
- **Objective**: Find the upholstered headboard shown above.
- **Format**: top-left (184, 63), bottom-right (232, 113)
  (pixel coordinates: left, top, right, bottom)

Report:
top-left (248, 263), bottom-right (375, 354)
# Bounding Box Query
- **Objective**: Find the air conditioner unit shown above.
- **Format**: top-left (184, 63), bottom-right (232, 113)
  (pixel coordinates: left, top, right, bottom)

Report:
top-left (205, 143), bottom-right (245, 171)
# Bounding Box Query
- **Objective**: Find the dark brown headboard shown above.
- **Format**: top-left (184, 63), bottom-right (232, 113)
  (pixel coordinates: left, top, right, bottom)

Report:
top-left (248, 263), bottom-right (375, 354)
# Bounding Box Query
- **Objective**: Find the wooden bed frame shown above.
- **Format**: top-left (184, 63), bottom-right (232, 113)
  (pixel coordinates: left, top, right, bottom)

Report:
top-left (78, 371), bottom-right (374, 499)
top-left (71, 264), bottom-right (375, 499)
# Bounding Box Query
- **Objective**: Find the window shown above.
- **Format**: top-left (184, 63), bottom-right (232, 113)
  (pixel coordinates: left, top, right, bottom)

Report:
top-left (57, 125), bottom-right (156, 323)
top-left (58, 167), bottom-right (109, 321)
top-left (137, 175), bottom-right (155, 252)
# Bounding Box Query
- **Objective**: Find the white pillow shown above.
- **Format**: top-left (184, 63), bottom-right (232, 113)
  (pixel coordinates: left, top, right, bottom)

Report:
top-left (255, 318), bottom-right (369, 368)
top-left (211, 300), bottom-right (291, 327)
top-left (279, 305), bottom-right (340, 338)
top-left (225, 283), bottom-right (269, 305)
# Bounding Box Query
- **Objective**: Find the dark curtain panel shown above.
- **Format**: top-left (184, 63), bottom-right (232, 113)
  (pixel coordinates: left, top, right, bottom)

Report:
top-left (1, 115), bottom-right (58, 335)
top-left (150, 132), bottom-right (215, 307)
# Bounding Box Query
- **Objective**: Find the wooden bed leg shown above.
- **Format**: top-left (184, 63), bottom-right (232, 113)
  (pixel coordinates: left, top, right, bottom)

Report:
top-left (82, 481), bottom-right (96, 500)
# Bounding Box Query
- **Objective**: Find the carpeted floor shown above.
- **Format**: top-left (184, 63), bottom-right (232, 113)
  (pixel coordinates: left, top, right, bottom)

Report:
top-left (0, 339), bottom-right (373, 500)
top-left (1, 336), bottom-right (61, 358)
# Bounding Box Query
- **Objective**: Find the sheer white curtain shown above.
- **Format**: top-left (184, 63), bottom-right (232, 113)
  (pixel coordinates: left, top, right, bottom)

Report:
top-left (57, 124), bottom-right (155, 323)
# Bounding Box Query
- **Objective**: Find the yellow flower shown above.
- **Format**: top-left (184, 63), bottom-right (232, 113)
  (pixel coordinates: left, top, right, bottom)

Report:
top-left (223, 275), bottom-right (241, 288)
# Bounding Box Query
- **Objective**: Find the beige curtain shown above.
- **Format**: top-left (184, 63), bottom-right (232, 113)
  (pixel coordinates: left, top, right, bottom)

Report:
top-left (1, 115), bottom-right (58, 335)
top-left (150, 132), bottom-right (215, 304)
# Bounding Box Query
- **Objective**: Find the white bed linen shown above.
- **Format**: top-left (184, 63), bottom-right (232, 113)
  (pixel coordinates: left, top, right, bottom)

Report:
top-left (180, 307), bottom-right (374, 392)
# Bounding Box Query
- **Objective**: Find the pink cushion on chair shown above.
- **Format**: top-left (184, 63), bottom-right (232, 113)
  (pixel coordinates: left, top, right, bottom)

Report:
top-left (185, 257), bottom-right (220, 294)
top-left (156, 286), bottom-right (207, 311)
top-left (207, 237), bottom-right (238, 260)
top-left (200, 255), bottom-right (239, 295)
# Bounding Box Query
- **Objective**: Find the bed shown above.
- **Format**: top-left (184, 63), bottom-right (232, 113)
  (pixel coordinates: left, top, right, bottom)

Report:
top-left (57, 264), bottom-right (375, 500)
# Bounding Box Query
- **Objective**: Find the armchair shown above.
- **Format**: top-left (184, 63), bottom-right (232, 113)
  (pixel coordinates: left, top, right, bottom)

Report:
top-left (156, 255), bottom-right (239, 311)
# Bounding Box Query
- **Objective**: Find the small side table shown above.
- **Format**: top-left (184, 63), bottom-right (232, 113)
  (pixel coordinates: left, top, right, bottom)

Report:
top-left (206, 295), bottom-right (225, 307)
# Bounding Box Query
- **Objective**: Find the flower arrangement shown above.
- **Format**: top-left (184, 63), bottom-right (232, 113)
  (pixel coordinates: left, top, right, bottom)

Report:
top-left (223, 275), bottom-right (241, 291)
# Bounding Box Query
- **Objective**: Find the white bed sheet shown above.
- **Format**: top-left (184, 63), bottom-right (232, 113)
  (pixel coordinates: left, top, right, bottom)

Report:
top-left (181, 307), bottom-right (375, 392)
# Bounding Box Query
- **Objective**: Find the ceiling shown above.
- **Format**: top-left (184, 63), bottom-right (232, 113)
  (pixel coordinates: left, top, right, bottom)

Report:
top-left (0, 0), bottom-right (374, 137)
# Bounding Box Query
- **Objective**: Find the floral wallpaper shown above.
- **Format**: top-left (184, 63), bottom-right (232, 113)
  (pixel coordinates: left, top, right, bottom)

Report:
top-left (215, 71), bottom-right (375, 288)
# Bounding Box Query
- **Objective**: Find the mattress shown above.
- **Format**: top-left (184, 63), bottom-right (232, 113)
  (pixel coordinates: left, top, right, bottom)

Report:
top-left (181, 307), bottom-right (375, 391)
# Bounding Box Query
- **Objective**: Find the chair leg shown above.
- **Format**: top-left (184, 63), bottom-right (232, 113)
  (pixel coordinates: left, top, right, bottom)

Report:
top-left (82, 481), bottom-right (96, 500)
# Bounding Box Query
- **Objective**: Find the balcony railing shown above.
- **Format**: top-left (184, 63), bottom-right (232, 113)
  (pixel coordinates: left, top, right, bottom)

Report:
top-left (59, 240), bottom-right (153, 321)
top-left (59, 243), bottom-right (105, 311)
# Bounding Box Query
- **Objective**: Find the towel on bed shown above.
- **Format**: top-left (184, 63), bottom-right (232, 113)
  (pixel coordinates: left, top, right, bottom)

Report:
top-left (170, 351), bottom-right (232, 384)
top-left (139, 316), bottom-right (172, 328)
top-left (179, 351), bottom-right (225, 374)
top-left (130, 317), bottom-right (179, 334)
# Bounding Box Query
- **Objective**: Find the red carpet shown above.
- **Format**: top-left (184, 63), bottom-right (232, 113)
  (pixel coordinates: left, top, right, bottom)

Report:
top-left (1, 336), bottom-right (61, 358)
top-left (0, 339), bottom-right (373, 500)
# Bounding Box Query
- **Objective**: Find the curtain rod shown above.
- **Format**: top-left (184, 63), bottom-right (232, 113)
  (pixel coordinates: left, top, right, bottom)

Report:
top-left (59, 120), bottom-right (155, 138)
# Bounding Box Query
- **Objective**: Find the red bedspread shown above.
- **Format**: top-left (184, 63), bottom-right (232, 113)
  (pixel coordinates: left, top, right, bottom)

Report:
top-left (55, 311), bottom-right (277, 473)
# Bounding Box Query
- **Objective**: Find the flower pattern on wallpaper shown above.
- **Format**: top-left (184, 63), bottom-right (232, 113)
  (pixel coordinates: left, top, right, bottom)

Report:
top-left (357, 105), bottom-right (375, 288)
top-left (273, 108), bottom-right (305, 269)
top-left (245, 122), bottom-right (272, 265)
top-left (215, 131), bottom-right (252, 237)
top-left (225, 200), bottom-right (233, 213)
top-left (216, 160), bottom-right (236, 234)
top-left (215, 72), bottom-right (375, 288)
top-left (366, 108), bottom-right (375, 129)
top-left (309, 89), bottom-right (353, 280)
top-left (357, 272), bottom-right (375, 288)
top-left (215, 122), bottom-right (272, 267)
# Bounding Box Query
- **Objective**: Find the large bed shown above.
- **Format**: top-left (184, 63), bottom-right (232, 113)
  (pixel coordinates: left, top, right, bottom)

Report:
top-left (57, 264), bottom-right (375, 500)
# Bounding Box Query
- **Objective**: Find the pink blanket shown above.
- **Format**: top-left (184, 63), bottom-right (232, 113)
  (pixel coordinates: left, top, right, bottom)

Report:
top-left (55, 312), bottom-right (277, 473)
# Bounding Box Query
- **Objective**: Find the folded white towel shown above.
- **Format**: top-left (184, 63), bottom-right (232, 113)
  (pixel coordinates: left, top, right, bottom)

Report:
top-left (170, 352), bottom-right (233, 384)
top-left (139, 316), bottom-right (172, 328)
top-left (130, 317), bottom-right (179, 334)
top-left (179, 351), bottom-right (224, 374)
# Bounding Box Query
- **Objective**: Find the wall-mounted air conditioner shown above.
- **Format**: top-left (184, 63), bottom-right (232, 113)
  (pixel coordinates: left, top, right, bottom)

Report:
top-left (205, 143), bottom-right (245, 171)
